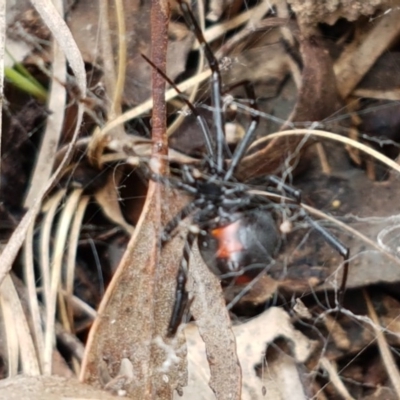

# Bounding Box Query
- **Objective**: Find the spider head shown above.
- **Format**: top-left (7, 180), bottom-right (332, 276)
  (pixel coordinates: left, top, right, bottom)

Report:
top-left (195, 179), bottom-right (224, 201)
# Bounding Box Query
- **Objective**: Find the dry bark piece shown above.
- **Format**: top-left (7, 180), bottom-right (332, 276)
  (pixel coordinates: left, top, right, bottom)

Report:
top-left (287, 0), bottom-right (394, 25)
top-left (357, 52), bottom-right (400, 93)
top-left (334, 7), bottom-right (400, 99)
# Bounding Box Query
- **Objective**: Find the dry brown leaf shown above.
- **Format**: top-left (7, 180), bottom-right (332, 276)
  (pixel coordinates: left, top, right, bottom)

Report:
top-left (93, 169), bottom-right (135, 235)
top-left (0, 375), bottom-right (118, 400)
top-left (177, 307), bottom-right (315, 400)
top-left (189, 243), bottom-right (241, 400)
top-left (80, 182), bottom-right (187, 398)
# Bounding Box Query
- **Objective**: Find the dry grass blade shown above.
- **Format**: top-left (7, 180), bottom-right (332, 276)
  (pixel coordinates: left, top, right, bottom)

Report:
top-left (65, 195), bottom-right (90, 326)
top-left (23, 220), bottom-right (45, 371)
top-left (0, 274), bottom-right (40, 375)
top-left (319, 358), bottom-right (355, 400)
top-left (87, 0), bottom-right (127, 167)
top-left (0, 286), bottom-right (19, 377)
top-left (30, 0), bottom-right (87, 95)
top-left (247, 129), bottom-right (400, 175)
top-left (0, 89), bottom-right (83, 290)
top-left (0, 0), bottom-right (85, 310)
top-left (0, 375), bottom-right (120, 399)
top-left (0, 204), bottom-right (48, 287)
top-left (110, 0), bottom-right (127, 115)
top-left (193, 0), bottom-right (270, 52)
top-left (59, 289), bottom-right (97, 321)
top-left (44, 188), bottom-right (83, 374)
top-left (40, 189), bottom-right (68, 310)
top-left (363, 289), bottom-right (400, 397)
top-left (215, 0), bottom-right (284, 58)
top-left (98, 0), bottom-right (118, 98)
top-left (353, 87), bottom-right (400, 101)
top-left (0, 97), bottom-right (84, 286)
top-left (23, 0), bottom-right (67, 208)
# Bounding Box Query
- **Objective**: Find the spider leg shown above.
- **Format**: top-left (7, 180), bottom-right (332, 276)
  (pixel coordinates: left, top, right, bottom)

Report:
top-left (266, 175), bottom-right (349, 297)
top-left (182, 165), bottom-right (196, 184)
top-left (143, 164), bottom-right (198, 196)
top-left (304, 214), bottom-right (349, 297)
top-left (225, 82), bottom-right (260, 181)
top-left (178, 0), bottom-right (226, 174)
top-left (175, 180), bottom-right (199, 195)
top-left (167, 230), bottom-right (196, 336)
top-left (141, 54), bottom-right (216, 164)
top-left (267, 175), bottom-right (302, 203)
top-left (221, 197), bottom-right (250, 208)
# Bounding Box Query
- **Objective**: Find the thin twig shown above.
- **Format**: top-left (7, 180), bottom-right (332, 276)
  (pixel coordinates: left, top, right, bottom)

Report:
top-left (151, 0), bottom-right (169, 163)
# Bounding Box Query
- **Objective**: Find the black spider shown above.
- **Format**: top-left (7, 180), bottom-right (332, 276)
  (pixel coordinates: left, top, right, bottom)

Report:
top-left (146, 0), bottom-right (349, 336)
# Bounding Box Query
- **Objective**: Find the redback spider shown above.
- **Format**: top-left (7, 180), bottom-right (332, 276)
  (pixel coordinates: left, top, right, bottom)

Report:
top-left (145, 0), bottom-right (349, 336)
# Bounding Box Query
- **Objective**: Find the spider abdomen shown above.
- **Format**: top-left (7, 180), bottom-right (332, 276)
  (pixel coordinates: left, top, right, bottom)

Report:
top-left (198, 209), bottom-right (281, 284)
